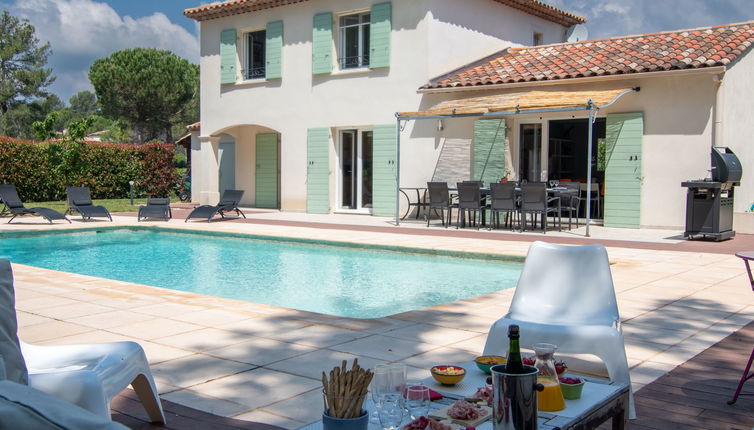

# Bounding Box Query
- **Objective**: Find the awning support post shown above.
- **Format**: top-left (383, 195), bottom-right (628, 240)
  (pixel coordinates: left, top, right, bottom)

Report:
top-left (585, 102), bottom-right (594, 237)
top-left (395, 114), bottom-right (402, 226)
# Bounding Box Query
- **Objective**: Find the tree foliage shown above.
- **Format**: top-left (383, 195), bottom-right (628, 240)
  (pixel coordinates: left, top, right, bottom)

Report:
top-left (0, 10), bottom-right (54, 115)
top-left (89, 48), bottom-right (199, 144)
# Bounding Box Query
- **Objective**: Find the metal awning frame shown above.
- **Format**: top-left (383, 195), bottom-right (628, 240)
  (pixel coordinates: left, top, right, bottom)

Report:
top-left (393, 87), bottom-right (640, 237)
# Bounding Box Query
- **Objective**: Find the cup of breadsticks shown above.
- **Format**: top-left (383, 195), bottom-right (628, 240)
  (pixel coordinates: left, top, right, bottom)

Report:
top-left (322, 359), bottom-right (374, 430)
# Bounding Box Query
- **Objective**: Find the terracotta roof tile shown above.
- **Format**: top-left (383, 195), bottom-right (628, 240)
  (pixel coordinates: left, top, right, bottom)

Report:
top-left (423, 21), bottom-right (754, 90)
top-left (187, 122), bottom-right (201, 131)
top-left (184, 0), bottom-right (584, 26)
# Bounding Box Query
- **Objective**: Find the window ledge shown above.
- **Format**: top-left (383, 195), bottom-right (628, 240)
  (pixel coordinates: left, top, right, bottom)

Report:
top-left (332, 67), bottom-right (372, 76)
top-left (235, 78), bottom-right (268, 87)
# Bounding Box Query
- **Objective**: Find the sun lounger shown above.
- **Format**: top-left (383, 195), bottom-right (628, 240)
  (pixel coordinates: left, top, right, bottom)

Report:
top-left (185, 189), bottom-right (246, 222)
top-left (0, 184), bottom-right (70, 224)
top-left (138, 198), bottom-right (172, 222)
top-left (66, 187), bottom-right (112, 221)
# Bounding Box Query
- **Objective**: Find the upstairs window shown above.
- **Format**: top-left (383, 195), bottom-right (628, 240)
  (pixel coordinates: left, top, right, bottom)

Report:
top-left (533, 32), bottom-right (543, 46)
top-left (339, 12), bottom-right (370, 69)
top-left (245, 29), bottom-right (266, 79)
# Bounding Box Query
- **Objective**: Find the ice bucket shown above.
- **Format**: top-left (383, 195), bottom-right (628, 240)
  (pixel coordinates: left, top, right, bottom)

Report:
top-left (490, 364), bottom-right (542, 430)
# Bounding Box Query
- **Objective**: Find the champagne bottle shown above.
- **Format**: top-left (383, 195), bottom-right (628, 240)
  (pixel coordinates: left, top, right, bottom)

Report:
top-left (505, 324), bottom-right (525, 374)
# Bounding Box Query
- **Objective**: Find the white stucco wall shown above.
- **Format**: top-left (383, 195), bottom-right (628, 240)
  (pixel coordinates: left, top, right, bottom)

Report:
top-left (195, 0), bottom-right (570, 211)
top-left (722, 48), bottom-right (754, 216)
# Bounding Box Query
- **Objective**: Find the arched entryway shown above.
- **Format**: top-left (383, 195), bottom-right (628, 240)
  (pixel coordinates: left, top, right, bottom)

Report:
top-left (199, 124), bottom-right (281, 209)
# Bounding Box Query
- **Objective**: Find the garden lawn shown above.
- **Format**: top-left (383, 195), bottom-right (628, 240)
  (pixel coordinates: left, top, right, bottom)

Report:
top-left (30, 198), bottom-right (180, 214)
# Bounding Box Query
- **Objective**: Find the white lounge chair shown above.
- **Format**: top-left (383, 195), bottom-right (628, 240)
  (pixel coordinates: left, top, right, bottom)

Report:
top-left (482, 241), bottom-right (635, 418)
top-left (0, 259), bottom-right (165, 423)
top-left (21, 341), bottom-right (166, 423)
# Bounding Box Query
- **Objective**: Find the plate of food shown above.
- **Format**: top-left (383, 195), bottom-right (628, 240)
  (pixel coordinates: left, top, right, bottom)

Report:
top-left (402, 416), bottom-right (466, 430)
top-left (429, 399), bottom-right (491, 427)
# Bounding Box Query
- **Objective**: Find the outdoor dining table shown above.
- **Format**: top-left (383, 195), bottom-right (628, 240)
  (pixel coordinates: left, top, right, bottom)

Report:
top-left (299, 360), bottom-right (630, 430)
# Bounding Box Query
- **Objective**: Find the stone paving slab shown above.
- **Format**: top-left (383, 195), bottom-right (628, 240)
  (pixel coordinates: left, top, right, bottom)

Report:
top-left (2, 216), bottom-right (753, 428)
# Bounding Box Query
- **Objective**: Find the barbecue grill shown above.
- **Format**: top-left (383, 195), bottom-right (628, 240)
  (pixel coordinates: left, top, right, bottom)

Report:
top-left (681, 147), bottom-right (742, 241)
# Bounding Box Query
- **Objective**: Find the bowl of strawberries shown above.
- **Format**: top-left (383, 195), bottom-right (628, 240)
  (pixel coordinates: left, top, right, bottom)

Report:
top-left (558, 376), bottom-right (584, 400)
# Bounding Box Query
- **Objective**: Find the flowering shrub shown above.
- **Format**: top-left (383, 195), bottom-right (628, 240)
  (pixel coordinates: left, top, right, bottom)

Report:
top-left (0, 136), bottom-right (178, 201)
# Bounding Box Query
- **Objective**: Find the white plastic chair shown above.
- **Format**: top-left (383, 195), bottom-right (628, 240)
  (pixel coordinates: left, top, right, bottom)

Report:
top-left (482, 241), bottom-right (635, 418)
top-left (20, 340), bottom-right (166, 423)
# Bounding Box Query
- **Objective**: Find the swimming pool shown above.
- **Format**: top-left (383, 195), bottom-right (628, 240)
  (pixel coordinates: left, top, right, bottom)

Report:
top-left (0, 229), bottom-right (521, 318)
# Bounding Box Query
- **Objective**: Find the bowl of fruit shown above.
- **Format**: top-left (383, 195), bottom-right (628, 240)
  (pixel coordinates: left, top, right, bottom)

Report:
top-left (474, 356), bottom-right (506, 374)
top-left (430, 365), bottom-right (466, 385)
top-left (558, 376), bottom-right (584, 400)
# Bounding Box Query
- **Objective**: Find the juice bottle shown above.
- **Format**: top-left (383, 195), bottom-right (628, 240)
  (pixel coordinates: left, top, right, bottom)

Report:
top-left (538, 380), bottom-right (566, 412)
top-left (533, 343), bottom-right (565, 412)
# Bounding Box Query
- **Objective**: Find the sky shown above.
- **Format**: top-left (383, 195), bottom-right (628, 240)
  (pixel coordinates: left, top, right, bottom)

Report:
top-left (1, 0), bottom-right (753, 103)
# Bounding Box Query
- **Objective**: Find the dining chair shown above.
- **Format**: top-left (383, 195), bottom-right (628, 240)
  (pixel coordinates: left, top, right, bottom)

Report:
top-left (559, 182), bottom-right (581, 229)
top-left (488, 182), bottom-right (518, 230)
top-left (483, 241), bottom-right (635, 418)
top-left (455, 182), bottom-right (484, 229)
top-left (520, 183), bottom-right (559, 233)
top-left (579, 182), bottom-right (601, 218)
top-left (426, 182), bottom-right (453, 228)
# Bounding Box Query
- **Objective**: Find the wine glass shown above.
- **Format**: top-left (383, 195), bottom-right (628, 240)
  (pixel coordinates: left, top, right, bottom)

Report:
top-left (406, 383), bottom-right (430, 420)
top-left (378, 394), bottom-right (405, 430)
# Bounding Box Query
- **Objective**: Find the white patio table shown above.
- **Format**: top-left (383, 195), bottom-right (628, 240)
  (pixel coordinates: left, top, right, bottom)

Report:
top-left (298, 361), bottom-right (629, 430)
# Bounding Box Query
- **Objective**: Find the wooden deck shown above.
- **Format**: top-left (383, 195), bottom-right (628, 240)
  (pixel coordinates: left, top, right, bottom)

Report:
top-left (111, 389), bottom-right (284, 430)
top-left (605, 320), bottom-right (754, 429)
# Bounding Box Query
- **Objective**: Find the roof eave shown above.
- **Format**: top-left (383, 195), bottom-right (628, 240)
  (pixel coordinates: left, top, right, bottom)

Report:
top-left (417, 66), bottom-right (728, 94)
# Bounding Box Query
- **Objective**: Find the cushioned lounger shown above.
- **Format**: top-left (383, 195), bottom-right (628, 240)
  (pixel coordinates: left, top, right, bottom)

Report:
top-left (0, 184), bottom-right (70, 224)
top-left (138, 198), bottom-right (172, 222)
top-left (185, 189), bottom-right (246, 222)
top-left (66, 187), bottom-right (112, 221)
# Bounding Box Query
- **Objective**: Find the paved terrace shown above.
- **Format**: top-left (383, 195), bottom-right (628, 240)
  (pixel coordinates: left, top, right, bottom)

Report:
top-left (2, 210), bottom-right (753, 429)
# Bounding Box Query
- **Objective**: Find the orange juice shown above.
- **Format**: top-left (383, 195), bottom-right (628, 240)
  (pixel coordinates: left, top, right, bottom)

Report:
top-left (537, 381), bottom-right (565, 412)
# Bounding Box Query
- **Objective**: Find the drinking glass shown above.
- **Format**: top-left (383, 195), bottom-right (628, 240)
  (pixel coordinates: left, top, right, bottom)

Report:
top-left (405, 383), bottom-right (430, 420)
top-left (370, 364), bottom-right (391, 423)
top-left (388, 364), bottom-right (407, 395)
top-left (378, 394), bottom-right (405, 430)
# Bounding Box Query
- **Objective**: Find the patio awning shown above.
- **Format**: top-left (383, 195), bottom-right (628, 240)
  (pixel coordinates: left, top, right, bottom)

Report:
top-left (398, 88), bottom-right (632, 118)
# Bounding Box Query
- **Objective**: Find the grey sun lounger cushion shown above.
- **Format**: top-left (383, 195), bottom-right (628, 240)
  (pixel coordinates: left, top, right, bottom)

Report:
top-left (185, 189), bottom-right (246, 222)
top-left (0, 184), bottom-right (70, 224)
top-left (0, 259), bottom-right (28, 385)
top-left (66, 187), bottom-right (112, 221)
top-left (138, 198), bottom-right (172, 222)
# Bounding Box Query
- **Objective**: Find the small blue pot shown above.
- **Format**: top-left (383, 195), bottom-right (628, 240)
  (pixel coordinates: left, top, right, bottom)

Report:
top-left (322, 409), bottom-right (368, 430)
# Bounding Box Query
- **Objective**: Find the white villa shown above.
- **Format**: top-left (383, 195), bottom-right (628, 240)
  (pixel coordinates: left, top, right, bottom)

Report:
top-left (184, 0), bottom-right (754, 232)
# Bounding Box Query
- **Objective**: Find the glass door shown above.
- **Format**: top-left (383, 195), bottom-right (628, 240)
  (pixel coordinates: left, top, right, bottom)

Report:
top-left (519, 123), bottom-right (542, 182)
top-left (339, 130), bottom-right (373, 211)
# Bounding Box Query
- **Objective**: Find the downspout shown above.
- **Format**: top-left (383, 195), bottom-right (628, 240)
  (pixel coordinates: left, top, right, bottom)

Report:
top-left (712, 73), bottom-right (725, 149)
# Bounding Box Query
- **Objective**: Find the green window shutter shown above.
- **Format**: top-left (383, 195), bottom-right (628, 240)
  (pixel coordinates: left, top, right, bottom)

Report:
top-left (307, 128), bottom-right (330, 213)
top-left (372, 124), bottom-right (397, 216)
top-left (369, 2), bottom-right (392, 69)
top-left (265, 21), bottom-right (283, 79)
top-left (220, 29), bottom-right (237, 84)
top-left (312, 13), bottom-right (333, 74)
top-left (604, 112), bottom-right (643, 228)
top-left (473, 119), bottom-right (506, 184)
top-left (255, 133), bottom-right (279, 208)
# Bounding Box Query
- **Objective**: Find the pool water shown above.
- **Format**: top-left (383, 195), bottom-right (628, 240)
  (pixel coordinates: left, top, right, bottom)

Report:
top-left (0, 230), bottom-right (521, 318)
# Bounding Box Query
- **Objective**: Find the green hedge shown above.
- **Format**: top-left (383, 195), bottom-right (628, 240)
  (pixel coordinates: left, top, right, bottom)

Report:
top-left (0, 136), bottom-right (178, 201)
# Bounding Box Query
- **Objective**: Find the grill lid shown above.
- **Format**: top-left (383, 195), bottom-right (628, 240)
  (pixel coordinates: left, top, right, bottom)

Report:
top-left (711, 147), bottom-right (742, 184)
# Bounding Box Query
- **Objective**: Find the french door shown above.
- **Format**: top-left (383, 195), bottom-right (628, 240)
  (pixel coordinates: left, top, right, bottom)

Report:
top-left (339, 129), bottom-right (373, 211)
top-left (519, 123), bottom-right (542, 182)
